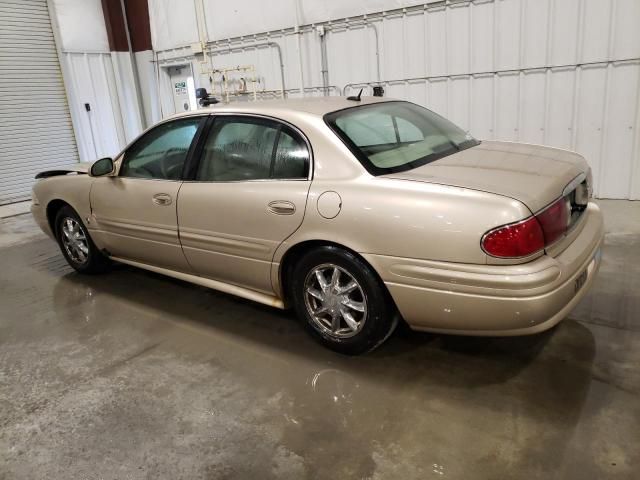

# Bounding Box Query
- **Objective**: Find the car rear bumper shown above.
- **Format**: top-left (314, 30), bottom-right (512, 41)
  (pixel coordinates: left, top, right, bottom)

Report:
top-left (363, 202), bottom-right (604, 335)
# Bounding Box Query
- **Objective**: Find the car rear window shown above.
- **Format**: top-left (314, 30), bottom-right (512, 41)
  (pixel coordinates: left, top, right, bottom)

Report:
top-left (325, 101), bottom-right (479, 175)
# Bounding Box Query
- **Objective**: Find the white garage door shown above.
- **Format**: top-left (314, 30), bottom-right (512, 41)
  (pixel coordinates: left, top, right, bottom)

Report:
top-left (0, 0), bottom-right (78, 205)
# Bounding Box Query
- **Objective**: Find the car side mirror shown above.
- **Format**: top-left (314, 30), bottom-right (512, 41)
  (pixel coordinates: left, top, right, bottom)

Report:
top-left (90, 157), bottom-right (114, 177)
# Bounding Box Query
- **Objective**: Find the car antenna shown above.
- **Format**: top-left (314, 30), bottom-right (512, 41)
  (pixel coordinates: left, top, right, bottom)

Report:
top-left (347, 88), bottom-right (363, 102)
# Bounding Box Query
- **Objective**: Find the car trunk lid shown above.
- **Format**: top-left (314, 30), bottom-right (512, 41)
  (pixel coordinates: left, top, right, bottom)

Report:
top-left (381, 140), bottom-right (590, 213)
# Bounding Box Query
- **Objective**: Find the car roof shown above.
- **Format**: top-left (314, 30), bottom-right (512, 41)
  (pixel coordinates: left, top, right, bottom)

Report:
top-left (169, 96), bottom-right (395, 119)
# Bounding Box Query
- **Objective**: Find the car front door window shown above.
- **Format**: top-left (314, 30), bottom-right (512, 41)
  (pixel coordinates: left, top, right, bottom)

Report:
top-left (120, 117), bottom-right (202, 180)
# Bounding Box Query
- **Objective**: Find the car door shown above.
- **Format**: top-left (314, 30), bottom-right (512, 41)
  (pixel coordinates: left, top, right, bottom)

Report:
top-left (177, 114), bottom-right (312, 294)
top-left (90, 115), bottom-right (207, 271)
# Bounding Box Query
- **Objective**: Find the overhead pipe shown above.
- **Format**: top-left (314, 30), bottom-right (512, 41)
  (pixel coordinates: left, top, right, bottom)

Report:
top-left (207, 42), bottom-right (286, 98)
top-left (156, 8), bottom-right (386, 101)
top-left (317, 26), bottom-right (329, 96)
top-left (249, 85), bottom-right (341, 99)
top-left (316, 21), bottom-right (380, 97)
top-left (294, 0), bottom-right (305, 97)
top-left (194, 0), bottom-right (215, 80)
top-left (327, 20), bottom-right (381, 83)
top-left (197, 1), bottom-right (488, 49)
top-left (341, 57), bottom-right (640, 95)
top-left (357, 21), bottom-right (382, 82)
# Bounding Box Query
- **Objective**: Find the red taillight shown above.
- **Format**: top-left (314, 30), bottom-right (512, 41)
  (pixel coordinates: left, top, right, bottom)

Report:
top-left (482, 196), bottom-right (572, 258)
top-left (536, 197), bottom-right (569, 245)
top-left (482, 217), bottom-right (545, 258)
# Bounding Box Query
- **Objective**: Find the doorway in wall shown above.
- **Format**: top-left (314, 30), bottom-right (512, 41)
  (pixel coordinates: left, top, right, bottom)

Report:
top-left (166, 65), bottom-right (197, 114)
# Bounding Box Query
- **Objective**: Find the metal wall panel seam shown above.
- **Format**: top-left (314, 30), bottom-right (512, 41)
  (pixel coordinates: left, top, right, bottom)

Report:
top-left (468, 0), bottom-right (474, 132)
top-left (542, 0), bottom-right (555, 146)
top-left (101, 52), bottom-right (127, 149)
top-left (402, 9), bottom-right (409, 100)
top-left (84, 53), bottom-right (103, 156)
top-left (569, 0), bottom-right (586, 151)
top-left (628, 59), bottom-right (640, 200)
top-left (515, 0), bottom-right (526, 142)
top-left (340, 60), bottom-right (640, 96)
top-left (491, 0), bottom-right (498, 139)
top-left (62, 53), bottom-right (91, 160)
top-left (597, 0), bottom-right (618, 197)
top-left (445, 4), bottom-right (451, 118)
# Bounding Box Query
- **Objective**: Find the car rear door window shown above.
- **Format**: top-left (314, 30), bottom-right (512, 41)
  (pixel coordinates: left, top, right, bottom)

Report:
top-left (272, 130), bottom-right (309, 179)
top-left (196, 117), bottom-right (309, 181)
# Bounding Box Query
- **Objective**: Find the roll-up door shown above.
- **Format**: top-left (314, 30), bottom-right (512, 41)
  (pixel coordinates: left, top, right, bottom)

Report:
top-left (0, 0), bottom-right (79, 205)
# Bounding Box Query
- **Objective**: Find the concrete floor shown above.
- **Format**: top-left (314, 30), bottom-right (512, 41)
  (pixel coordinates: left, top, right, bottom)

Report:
top-left (0, 200), bottom-right (639, 479)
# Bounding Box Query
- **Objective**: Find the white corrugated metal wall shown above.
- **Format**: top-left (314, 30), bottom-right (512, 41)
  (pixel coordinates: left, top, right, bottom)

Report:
top-left (151, 0), bottom-right (640, 199)
top-left (48, 0), bottom-right (155, 164)
top-left (0, 0), bottom-right (79, 205)
top-left (60, 52), bottom-right (126, 161)
top-left (53, 0), bottom-right (640, 199)
top-left (337, 0), bottom-right (640, 200)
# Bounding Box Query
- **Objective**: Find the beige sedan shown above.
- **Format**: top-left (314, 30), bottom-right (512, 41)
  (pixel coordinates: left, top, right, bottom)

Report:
top-left (31, 97), bottom-right (604, 354)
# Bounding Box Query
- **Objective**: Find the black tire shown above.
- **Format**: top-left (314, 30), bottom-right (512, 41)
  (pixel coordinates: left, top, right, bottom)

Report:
top-left (54, 205), bottom-right (110, 274)
top-left (290, 246), bottom-right (398, 355)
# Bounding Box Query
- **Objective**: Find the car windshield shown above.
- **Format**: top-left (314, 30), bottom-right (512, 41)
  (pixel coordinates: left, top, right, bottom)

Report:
top-left (325, 101), bottom-right (479, 175)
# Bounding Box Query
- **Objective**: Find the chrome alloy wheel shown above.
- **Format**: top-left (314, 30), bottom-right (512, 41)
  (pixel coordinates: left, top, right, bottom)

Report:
top-left (303, 263), bottom-right (367, 339)
top-left (60, 217), bottom-right (89, 264)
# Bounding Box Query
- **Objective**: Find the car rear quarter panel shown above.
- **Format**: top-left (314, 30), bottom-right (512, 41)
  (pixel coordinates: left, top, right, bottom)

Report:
top-left (278, 177), bottom-right (531, 265)
top-left (270, 114), bottom-right (537, 295)
top-left (380, 203), bottom-right (603, 333)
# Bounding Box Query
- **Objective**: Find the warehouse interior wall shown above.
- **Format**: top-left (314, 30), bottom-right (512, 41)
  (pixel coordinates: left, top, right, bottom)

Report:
top-left (49, 0), bottom-right (640, 199)
top-left (51, 0), bottom-right (124, 160)
top-left (49, 0), bottom-right (155, 160)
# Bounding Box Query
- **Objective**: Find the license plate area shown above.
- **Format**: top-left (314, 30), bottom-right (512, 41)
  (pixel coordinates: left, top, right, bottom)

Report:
top-left (574, 268), bottom-right (588, 293)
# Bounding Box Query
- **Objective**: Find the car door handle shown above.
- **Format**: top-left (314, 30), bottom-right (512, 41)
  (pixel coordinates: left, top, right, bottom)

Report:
top-left (267, 200), bottom-right (296, 215)
top-left (152, 193), bottom-right (172, 206)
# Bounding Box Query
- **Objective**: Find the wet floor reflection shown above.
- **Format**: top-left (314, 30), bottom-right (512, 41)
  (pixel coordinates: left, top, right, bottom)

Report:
top-left (1, 234), bottom-right (639, 478)
top-left (45, 266), bottom-right (601, 477)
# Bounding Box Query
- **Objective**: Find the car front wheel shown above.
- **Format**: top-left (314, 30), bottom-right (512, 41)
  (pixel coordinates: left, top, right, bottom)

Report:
top-left (291, 246), bottom-right (398, 355)
top-left (55, 205), bottom-right (109, 274)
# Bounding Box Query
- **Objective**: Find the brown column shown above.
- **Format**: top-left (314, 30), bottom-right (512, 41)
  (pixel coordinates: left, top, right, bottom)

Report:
top-left (100, 0), bottom-right (154, 133)
top-left (122, 0), bottom-right (152, 52)
top-left (101, 0), bottom-right (152, 53)
top-left (100, 0), bottom-right (129, 52)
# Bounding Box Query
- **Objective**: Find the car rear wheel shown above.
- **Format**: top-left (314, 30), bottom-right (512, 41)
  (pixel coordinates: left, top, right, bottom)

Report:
top-left (55, 206), bottom-right (109, 274)
top-left (291, 246), bottom-right (398, 355)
